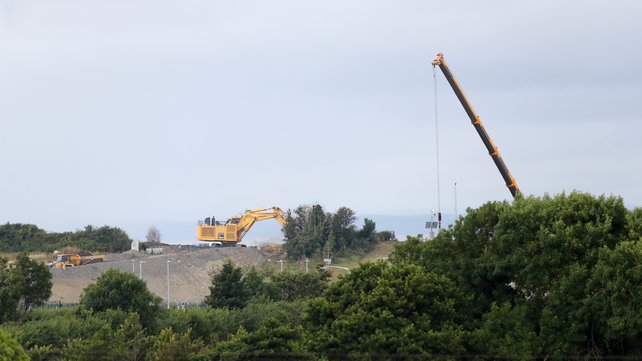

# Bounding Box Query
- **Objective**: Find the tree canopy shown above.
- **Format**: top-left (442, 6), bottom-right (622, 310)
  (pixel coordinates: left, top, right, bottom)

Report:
top-left (0, 223), bottom-right (132, 253)
top-left (383, 191), bottom-right (642, 358)
top-left (283, 204), bottom-right (395, 260)
top-left (79, 269), bottom-right (160, 327)
top-left (204, 261), bottom-right (249, 309)
top-left (0, 328), bottom-right (29, 361)
top-left (3, 192), bottom-right (642, 360)
top-left (0, 253), bottom-right (52, 323)
top-left (205, 262), bottom-right (331, 309)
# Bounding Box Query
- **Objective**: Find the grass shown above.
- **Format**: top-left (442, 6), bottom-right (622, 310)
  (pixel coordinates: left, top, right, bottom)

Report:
top-left (0, 252), bottom-right (52, 264)
top-left (255, 241), bottom-right (399, 281)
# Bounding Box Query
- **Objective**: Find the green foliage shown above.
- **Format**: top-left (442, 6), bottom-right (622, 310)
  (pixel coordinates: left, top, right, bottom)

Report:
top-left (306, 261), bottom-right (467, 360)
top-left (3, 192), bottom-right (642, 360)
top-left (79, 269), bottom-right (161, 327)
top-left (13, 253), bottom-right (52, 314)
top-left (3, 309), bottom-right (151, 361)
top-left (242, 268), bottom-right (270, 302)
top-left (156, 301), bottom-right (306, 342)
top-left (269, 269), bottom-right (330, 302)
top-left (391, 191), bottom-right (642, 358)
top-left (146, 327), bottom-right (205, 361)
top-left (0, 258), bottom-right (18, 323)
top-left (205, 261), bottom-right (249, 309)
top-left (195, 319), bottom-right (311, 361)
top-left (283, 204), bottom-right (394, 260)
top-left (472, 303), bottom-right (540, 359)
top-left (0, 223), bottom-right (132, 253)
top-left (63, 324), bottom-right (129, 361)
top-left (0, 328), bottom-right (29, 361)
top-left (0, 253), bottom-right (52, 322)
top-left (205, 261), bottom-right (330, 309)
top-left (4, 310), bottom-right (111, 351)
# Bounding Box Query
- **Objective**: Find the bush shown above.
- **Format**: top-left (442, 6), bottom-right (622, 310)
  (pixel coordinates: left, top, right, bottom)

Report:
top-left (0, 328), bottom-right (29, 361)
top-left (79, 269), bottom-right (160, 328)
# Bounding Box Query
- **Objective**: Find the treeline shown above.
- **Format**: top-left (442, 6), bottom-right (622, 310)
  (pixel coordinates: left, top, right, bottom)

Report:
top-left (0, 260), bottom-right (331, 360)
top-left (283, 204), bottom-right (395, 260)
top-left (0, 223), bottom-right (132, 253)
top-left (3, 192), bottom-right (642, 359)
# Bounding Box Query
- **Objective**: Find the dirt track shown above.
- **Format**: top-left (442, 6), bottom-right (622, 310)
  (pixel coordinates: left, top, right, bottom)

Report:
top-left (49, 246), bottom-right (263, 305)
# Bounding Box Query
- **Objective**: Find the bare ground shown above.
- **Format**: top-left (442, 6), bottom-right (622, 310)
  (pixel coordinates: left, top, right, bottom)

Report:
top-left (49, 246), bottom-right (263, 305)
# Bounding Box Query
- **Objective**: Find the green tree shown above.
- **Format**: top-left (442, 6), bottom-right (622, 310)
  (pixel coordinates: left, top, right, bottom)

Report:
top-left (330, 206), bottom-right (356, 252)
top-left (205, 261), bottom-right (249, 309)
top-left (306, 261), bottom-right (466, 360)
top-left (271, 269), bottom-right (330, 301)
top-left (283, 205), bottom-right (329, 260)
top-left (472, 303), bottom-right (540, 359)
top-left (146, 327), bottom-right (205, 361)
top-left (391, 192), bottom-right (639, 358)
top-left (242, 267), bottom-right (272, 302)
top-left (196, 319), bottom-right (311, 361)
top-left (0, 223), bottom-right (47, 252)
top-left (63, 325), bottom-right (129, 361)
top-left (12, 252), bottom-right (52, 314)
top-left (0, 328), bottom-right (29, 361)
top-left (79, 269), bottom-right (160, 327)
top-left (0, 257), bottom-right (19, 323)
top-left (0, 223), bottom-right (133, 253)
top-left (284, 205), bottom-right (376, 259)
top-left (580, 241), bottom-right (642, 355)
top-left (270, 270), bottom-right (330, 302)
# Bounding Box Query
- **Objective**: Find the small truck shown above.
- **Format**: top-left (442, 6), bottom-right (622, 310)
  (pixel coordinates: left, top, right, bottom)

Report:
top-left (48, 253), bottom-right (104, 269)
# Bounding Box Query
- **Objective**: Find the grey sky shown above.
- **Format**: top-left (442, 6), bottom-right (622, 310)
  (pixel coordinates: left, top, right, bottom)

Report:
top-left (1, 0), bottom-right (641, 241)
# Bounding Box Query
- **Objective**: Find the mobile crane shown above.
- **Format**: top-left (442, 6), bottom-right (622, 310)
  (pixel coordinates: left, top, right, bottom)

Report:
top-left (197, 207), bottom-right (287, 246)
top-left (432, 53), bottom-right (521, 198)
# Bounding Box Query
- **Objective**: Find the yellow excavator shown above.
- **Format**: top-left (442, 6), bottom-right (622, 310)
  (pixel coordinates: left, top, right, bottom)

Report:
top-left (197, 207), bottom-right (287, 246)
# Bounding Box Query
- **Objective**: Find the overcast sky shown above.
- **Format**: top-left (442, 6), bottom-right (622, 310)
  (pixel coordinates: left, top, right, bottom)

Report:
top-left (1, 0), bottom-right (641, 241)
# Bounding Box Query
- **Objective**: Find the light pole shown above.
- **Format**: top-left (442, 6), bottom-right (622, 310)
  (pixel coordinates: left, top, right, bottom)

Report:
top-left (166, 260), bottom-right (171, 309)
top-left (454, 182), bottom-right (458, 217)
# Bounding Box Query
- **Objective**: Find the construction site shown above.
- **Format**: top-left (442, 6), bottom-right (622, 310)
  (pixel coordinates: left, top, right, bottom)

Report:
top-left (49, 246), bottom-right (264, 304)
top-left (42, 52), bottom-right (523, 305)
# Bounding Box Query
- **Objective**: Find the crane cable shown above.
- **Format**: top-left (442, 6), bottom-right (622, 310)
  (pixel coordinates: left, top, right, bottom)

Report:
top-left (432, 66), bottom-right (442, 229)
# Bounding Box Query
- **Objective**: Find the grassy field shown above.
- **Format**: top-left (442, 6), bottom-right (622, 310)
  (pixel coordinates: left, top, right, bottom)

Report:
top-left (0, 252), bottom-right (51, 264)
top-left (257, 241), bottom-right (399, 280)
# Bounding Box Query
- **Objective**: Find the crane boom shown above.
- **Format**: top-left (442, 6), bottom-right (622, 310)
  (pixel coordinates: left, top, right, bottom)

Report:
top-left (431, 53), bottom-right (520, 198)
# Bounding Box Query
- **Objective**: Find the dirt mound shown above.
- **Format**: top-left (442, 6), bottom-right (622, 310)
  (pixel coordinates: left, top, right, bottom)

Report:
top-left (50, 246), bottom-right (262, 304)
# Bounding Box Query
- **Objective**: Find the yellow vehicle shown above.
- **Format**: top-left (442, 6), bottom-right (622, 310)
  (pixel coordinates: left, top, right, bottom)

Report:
top-left (48, 253), bottom-right (104, 269)
top-left (197, 207), bottom-right (287, 246)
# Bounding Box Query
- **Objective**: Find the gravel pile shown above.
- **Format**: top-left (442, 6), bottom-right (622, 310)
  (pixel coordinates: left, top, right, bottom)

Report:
top-left (50, 246), bottom-right (263, 304)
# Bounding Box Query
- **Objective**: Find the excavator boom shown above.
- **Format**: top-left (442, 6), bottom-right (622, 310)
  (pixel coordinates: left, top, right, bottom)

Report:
top-left (432, 53), bottom-right (520, 198)
top-left (197, 206), bottom-right (287, 245)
